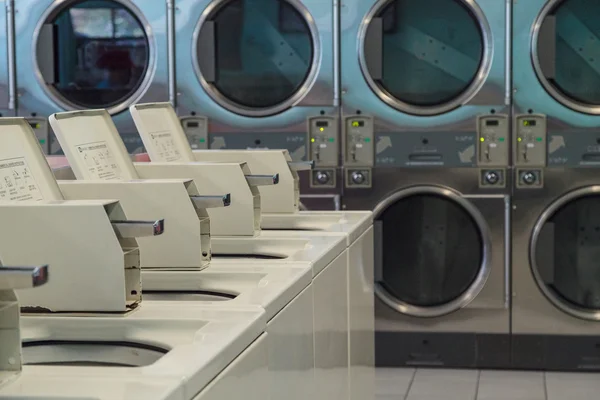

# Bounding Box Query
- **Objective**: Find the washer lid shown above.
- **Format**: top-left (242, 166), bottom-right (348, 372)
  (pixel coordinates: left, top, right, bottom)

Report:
top-left (374, 186), bottom-right (491, 317)
top-left (533, 0), bottom-right (600, 114)
top-left (531, 188), bottom-right (600, 320)
top-left (194, 0), bottom-right (318, 116)
top-left (35, 0), bottom-right (152, 114)
top-left (360, 0), bottom-right (490, 116)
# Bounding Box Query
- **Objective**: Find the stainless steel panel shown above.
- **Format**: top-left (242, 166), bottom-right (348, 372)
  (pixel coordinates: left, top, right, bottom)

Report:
top-left (512, 168), bottom-right (600, 335)
top-left (344, 167), bottom-right (509, 333)
top-left (0, 0), bottom-right (11, 114)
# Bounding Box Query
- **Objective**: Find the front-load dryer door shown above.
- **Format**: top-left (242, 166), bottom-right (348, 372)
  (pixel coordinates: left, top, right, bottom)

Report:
top-left (374, 185), bottom-right (506, 318)
top-left (532, 0), bottom-right (600, 115)
top-left (343, 0), bottom-right (504, 118)
top-left (15, 0), bottom-right (166, 151)
top-left (531, 187), bottom-right (600, 321)
top-left (191, 0), bottom-right (334, 117)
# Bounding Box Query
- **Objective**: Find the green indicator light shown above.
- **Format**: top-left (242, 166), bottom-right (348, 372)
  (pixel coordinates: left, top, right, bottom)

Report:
top-left (328, 138), bottom-right (335, 143)
top-left (199, 138), bottom-right (206, 143)
top-left (39, 139), bottom-right (46, 144)
top-left (536, 137), bottom-right (543, 142)
top-left (311, 138), bottom-right (316, 143)
top-left (498, 137), bottom-right (505, 142)
top-left (364, 138), bottom-right (371, 142)
top-left (480, 137), bottom-right (485, 142)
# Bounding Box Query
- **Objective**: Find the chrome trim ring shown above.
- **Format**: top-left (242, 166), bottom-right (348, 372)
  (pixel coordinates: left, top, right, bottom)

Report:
top-left (530, 186), bottom-right (600, 321)
top-left (373, 185), bottom-right (493, 318)
top-left (192, 0), bottom-right (322, 117)
top-left (531, 0), bottom-right (600, 114)
top-left (357, 0), bottom-right (493, 116)
top-left (32, 0), bottom-right (156, 116)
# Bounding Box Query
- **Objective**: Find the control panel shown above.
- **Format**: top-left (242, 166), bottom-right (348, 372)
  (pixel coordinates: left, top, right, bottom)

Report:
top-left (514, 114), bottom-right (547, 167)
top-left (343, 116), bottom-right (374, 166)
top-left (180, 116), bottom-right (209, 149)
top-left (477, 115), bottom-right (509, 167)
top-left (307, 117), bottom-right (338, 167)
top-left (343, 115), bottom-right (373, 189)
top-left (26, 118), bottom-right (50, 154)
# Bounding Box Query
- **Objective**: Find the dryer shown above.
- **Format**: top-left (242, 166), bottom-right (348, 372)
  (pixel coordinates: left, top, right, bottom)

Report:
top-left (0, 0), bottom-right (14, 117)
top-left (175, 0), bottom-right (341, 203)
top-left (340, 0), bottom-right (511, 369)
top-left (512, 0), bottom-right (600, 371)
top-left (14, 0), bottom-right (170, 154)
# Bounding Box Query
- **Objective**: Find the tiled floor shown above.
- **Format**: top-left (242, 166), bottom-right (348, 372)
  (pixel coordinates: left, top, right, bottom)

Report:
top-left (377, 368), bottom-right (600, 399)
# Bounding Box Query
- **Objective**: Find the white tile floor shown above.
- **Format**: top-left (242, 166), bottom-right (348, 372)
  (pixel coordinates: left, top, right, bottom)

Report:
top-left (377, 368), bottom-right (600, 399)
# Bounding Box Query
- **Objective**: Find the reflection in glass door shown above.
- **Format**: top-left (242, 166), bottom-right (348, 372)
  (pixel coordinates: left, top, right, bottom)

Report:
top-left (535, 0), bottom-right (600, 112)
top-left (362, 0), bottom-right (485, 114)
top-left (196, 0), bottom-right (314, 115)
top-left (36, 0), bottom-right (150, 110)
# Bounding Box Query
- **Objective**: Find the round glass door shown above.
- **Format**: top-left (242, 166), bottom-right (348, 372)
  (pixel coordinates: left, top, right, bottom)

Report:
top-left (35, 0), bottom-right (151, 114)
top-left (532, 190), bottom-right (600, 320)
top-left (374, 187), bottom-right (490, 317)
top-left (195, 0), bottom-right (315, 116)
top-left (534, 0), bottom-right (600, 114)
top-left (360, 0), bottom-right (489, 115)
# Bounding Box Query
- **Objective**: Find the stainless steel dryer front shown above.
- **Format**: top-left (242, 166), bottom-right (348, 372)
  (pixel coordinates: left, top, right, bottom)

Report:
top-left (175, 0), bottom-right (340, 207)
top-left (340, 0), bottom-right (511, 368)
top-left (339, 0), bottom-right (509, 192)
top-left (512, 0), bottom-right (600, 371)
top-left (343, 168), bottom-right (510, 368)
top-left (14, 0), bottom-right (169, 153)
top-left (0, 0), bottom-right (14, 117)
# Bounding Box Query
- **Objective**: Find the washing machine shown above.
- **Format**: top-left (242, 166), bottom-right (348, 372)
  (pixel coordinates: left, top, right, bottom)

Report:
top-left (340, 0), bottom-right (510, 370)
top-left (512, 0), bottom-right (600, 371)
top-left (14, 0), bottom-right (170, 154)
top-left (0, 0), bottom-right (14, 117)
top-left (175, 0), bottom-right (341, 205)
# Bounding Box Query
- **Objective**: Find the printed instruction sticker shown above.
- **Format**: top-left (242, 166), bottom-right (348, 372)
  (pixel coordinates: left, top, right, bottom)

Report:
top-left (75, 141), bottom-right (122, 180)
top-left (0, 157), bottom-right (44, 202)
top-left (147, 130), bottom-right (182, 162)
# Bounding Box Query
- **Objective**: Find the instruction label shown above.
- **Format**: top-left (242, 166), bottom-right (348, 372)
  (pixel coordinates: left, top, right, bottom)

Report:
top-left (0, 157), bottom-right (44, 202)
top-left (75, 141), bottom-right (122, 180)
top-left (147, 131), bottom-right (182, 162)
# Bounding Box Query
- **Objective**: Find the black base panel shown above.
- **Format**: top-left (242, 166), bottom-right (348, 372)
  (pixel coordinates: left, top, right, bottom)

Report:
top-left (376, 331), bottom-right (510, 369)
top-left (512, 334), bottom-right (600, 371)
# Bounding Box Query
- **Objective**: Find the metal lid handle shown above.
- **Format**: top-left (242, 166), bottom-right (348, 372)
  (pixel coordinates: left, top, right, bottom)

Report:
top-left (246, 174), bottom-right (279, 186)
top-left (0, 265), bottom-right (49, 290)
top-left (112, 220), bottom-right (165, 238)
top-left (288, 161), bottom-right (314, 171)
top-left (191, 194), bottom-right (231, 209)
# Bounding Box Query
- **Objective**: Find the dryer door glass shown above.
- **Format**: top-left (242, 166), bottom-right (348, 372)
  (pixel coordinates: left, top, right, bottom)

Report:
top-left (533, 194), bottom-right (600, 315)
top-left (197, 0), bottom-right (313, 112)
top-left (36, 0), bottom-right (150, 110)
top-left (377, 193), bottom-right (483, 310)
top-left (363, 0), bottom-right (484, 112)
top-left (535, 0), bottom-right (600, 110)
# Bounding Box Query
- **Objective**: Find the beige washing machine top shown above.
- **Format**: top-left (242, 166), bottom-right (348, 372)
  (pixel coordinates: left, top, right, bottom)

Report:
top-left (0, 118), bottom-right (267, 399)
top-left (48, 109), bottom-right (346, 275)
top-left (129, 102), bottom-right (373, 237)
top-left (130, 102), bottom-right (308, 214)
top-left (142, 264), bottom-right (312, 321)
top-left (128, 103), bottom-right (375, 400)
